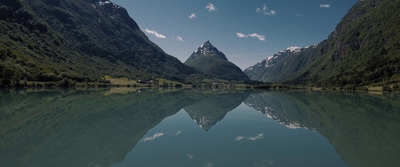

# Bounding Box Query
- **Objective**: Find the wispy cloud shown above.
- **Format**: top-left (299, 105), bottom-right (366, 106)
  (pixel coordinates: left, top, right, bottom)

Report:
top-left (237, 32), bottom-right (266, 41)
top-left (249, 33), bottom-right (266, 41)
top-left (145, 29), bottom-right (166, 39)
top-left (143, 132), bottom-right (164, 142)
top-left (236, 32), bottom-right (247, 38)
top-left (295, 14), bottom-right (303, 17)
top-left (320, 4), bottom-right (330, 8)
top-left (206, 3), bottom-right (217, 12)
top-left (256, 4), bottom-right (276, 16)
top-left (189, 13), bottom-right (197, 19)
top-left (235, 133), bottom-right (264, 141)
top-left (176, 130), bottom-right (182, 135)
top-left (176, 36), bottom-right (184, 42)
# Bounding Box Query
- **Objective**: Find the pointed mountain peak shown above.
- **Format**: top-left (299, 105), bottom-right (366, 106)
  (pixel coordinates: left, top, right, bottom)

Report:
top-left (191, 41), bottom-right (227, 61)
top-left (184, 41), bottom-right (250, 82)
top-left (201, 40), bottom-right (212, 48)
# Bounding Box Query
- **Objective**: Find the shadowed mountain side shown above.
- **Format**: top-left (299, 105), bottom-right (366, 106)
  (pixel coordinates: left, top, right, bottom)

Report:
top-left (284, 0), bottom-right (400, 87)
top-left (245, 0), bottom-right (400, 87)
top-left (0, 0), bottom-right (196, 86)
top-left (0, 89), bottom-right (196, 167)
top-left (183, 90), bottom-right (251, 131)
top-left (244, 91), bottom-right (400, 167)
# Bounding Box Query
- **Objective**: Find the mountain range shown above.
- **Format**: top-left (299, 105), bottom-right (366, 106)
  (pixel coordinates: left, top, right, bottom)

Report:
top-left (245, 0), bottom-right (400, 88)
top-left (244, 46), bottom-right (317, 83)
top-left (1, 0), bottom-right (399, 88)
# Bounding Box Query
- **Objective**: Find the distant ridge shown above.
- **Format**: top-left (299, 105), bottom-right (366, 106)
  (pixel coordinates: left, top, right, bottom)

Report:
top-left (244, 46), bottom-right (318, 83)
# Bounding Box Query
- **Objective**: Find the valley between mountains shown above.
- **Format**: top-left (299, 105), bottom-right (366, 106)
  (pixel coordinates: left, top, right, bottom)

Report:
top-left (0, 0), bottom-right (399, 90)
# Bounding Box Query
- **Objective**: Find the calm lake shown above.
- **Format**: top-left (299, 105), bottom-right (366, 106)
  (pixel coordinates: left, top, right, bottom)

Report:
top-left (1, 88), bottom-right (399, 167)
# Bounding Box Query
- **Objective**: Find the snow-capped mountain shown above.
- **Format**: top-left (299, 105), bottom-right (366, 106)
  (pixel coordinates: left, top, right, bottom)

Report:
top-left (184, 41), bottom-right (250, 82)
top-left (244, 45), bottom-right (318, 83)
top-left (89, 0), bottom-right (120, 9)
top-left (188, 40), bottom-right (228, 61)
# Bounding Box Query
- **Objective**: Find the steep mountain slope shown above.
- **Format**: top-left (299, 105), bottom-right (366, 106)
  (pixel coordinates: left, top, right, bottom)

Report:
top-left (244, 46), bottom-right (319, 83)
top-left (184, 41), bottom-right (250, 82)
top-left (246, 0), bottom-right (400, 87)
top-left (286, 0), bottom-right (400, 87)
top-left (0, 0), bottom-right (196, 86)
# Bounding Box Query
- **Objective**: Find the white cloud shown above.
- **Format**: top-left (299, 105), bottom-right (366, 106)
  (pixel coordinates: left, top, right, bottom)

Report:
top-left (257, 4), bottom-right (276, 16)
top-left (189, 13), bottom-right (197, 19)
top-left (206, 3), bottom-right (217, 12)
top-left (249, 33), bottom-right (266, 41)
top-left (295, 14), bottom-right (303, 17)
top-left (176, 36), bottom-right (184, 42)
top-left (176, 130), bottom-right (182, 135)
top-left (145, 29), bottom-right (166, 39)
top-left (235, 133), bottom-right (265, 141)
top-left (237, 32), bottom-right (266, 41)
top-left (143, 132), bottom-right (164, 142)
top-left (320, 4), bottom-right (330, 8)
top-left (236, 32), bottom-right (248, 38)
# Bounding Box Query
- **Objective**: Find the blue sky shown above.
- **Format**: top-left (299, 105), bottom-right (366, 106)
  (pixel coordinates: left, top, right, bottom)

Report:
top-left (112, 0), bottom-right (359, 69)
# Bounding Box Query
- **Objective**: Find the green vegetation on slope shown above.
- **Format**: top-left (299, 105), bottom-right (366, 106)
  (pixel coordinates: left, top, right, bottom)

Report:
top-left (185, 41), bottom-right (251, 83)
top-left (244, 46), bottom-right (322, 83)
top-left (186, 55), bottom-right (250, 82)
top-left (0, 0), bottom-right (196, 87)
top-left (285, 0), bottom-right (400, 88)
top-left (245, 0), bottom-right (400, 89)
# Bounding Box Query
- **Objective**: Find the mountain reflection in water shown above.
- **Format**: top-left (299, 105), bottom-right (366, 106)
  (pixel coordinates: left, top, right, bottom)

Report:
top-left (0, 88), bottom-right (399, 167)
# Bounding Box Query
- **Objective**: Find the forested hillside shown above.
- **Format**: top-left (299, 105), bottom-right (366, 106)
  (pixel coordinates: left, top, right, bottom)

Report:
top-left (185, 41), bottom-right (250, 83)
top-left (245, 0), bottom-right (400, 89)
top-left (0, 0), bottom-right (196, 87)
top-left (286, 0), bottom-right (400, 88)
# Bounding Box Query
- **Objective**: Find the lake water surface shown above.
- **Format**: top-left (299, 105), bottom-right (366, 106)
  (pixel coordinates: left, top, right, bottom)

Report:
top-left (1, 88), bottom-right (399, 167)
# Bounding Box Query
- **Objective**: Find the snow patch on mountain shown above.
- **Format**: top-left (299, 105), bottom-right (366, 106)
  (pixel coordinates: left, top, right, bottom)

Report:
top-left (95, 0), bottom-right (121, 9)
top-left (245, 44), bottom-right (320, 72)
top-left (285, 46), bottom-right (302, 53)
top-left (190, 41), bottom-right (228, 60)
